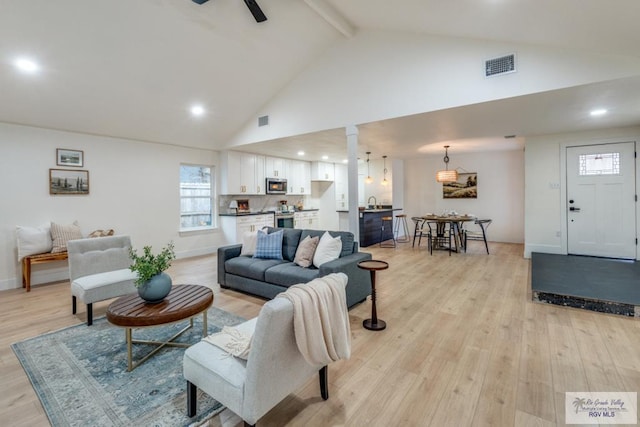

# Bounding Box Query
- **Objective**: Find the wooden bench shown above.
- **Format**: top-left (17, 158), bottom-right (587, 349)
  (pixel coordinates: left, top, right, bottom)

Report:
top-left (22, 251), bottom-right (68, 292)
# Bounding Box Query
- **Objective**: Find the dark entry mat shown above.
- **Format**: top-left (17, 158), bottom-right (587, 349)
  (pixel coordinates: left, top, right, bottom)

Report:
top-left (531, 252), bottom-right (640, 316)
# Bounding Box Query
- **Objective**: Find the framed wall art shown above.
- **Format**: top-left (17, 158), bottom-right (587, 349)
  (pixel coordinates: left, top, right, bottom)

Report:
top-left (56, 148), bottom-right (84, 167)
top-left (50, 168), bottom-right (89, 195)
top-left (443, 172), bottom-right (477, 199)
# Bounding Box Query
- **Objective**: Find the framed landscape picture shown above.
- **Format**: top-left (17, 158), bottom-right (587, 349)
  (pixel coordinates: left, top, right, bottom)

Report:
top-left (50, 169), bottom-right (89, 195)
top-left (56, 148), bottom-right (84, 167)
top-left (443, 172), bottom-right (477, 199)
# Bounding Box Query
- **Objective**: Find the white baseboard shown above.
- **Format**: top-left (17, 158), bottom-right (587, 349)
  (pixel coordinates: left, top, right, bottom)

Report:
top-left (175, 246), bottom-right (218, 259)
top-left (0, 268), bottom-right (69, 291)
top-left (524, 244), bottom-right (564, 258)
top-left (0, 277), bottom-right (17, 291)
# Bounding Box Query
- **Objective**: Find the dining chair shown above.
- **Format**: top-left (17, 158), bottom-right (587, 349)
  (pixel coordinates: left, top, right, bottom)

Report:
top-left (410, 217), bottom-right (429, 247)
top-left (426, 221), bottom-right (452, 256)
top-left (463, 219), bottom-right (492, 254)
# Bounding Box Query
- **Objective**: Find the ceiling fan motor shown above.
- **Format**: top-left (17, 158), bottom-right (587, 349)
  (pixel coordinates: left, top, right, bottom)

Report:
top-left (191, 0), bottom-right (267, 23)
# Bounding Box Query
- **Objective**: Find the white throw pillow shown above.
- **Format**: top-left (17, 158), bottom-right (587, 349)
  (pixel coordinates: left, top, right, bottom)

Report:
top-left (240, 230), bottom-right (259, 256)
top-left (312, 231), bottom-right (342, 268)
top-left (16, 225), bottom-right (53, 261)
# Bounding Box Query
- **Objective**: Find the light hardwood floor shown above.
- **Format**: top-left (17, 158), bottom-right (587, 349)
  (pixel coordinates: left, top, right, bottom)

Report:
top-left (2, 242), bottom-right (640, 426)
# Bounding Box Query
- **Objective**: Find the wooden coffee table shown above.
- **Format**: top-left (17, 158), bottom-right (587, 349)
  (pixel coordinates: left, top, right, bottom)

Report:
top-left (106, 284), bottom-right (213, 371)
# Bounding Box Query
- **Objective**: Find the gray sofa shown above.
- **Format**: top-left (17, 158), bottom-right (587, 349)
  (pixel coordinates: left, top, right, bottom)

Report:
top-left (218, 227), bottom-right (372, 308)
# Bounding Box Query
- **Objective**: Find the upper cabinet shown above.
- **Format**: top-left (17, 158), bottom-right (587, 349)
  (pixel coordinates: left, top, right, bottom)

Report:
top-left (265, 156), bottom-right (288, 179)
top-left (310, 161), bottom-right (335, 181)
top-left (334, 163), bottom-right (348, 210)
top-left (287, 159), bottom-right (311, 195)
top-left (221, 152), bottom-right (310, 195)
top-left (220, 151), bottom-right (265, 195)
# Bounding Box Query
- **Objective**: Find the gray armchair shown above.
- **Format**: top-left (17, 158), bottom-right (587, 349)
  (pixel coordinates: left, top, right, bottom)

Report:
top-left (67, 235), bottom-right (137, 325)
top-left (184, 297), bottom-right (332, 426)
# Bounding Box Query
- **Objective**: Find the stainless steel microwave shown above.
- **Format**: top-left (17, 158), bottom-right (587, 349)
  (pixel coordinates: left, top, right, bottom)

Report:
top-left (266, 178), bottom-right (287, 194)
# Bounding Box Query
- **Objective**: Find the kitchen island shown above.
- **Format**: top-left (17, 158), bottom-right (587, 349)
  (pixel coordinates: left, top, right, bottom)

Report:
top-left (337, 207), bottom-right (403, 247)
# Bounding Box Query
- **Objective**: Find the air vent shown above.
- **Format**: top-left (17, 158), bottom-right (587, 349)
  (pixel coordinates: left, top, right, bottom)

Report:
top-left (485, 54), bottom-right (516, 77)
top-left (258, 115), bottom-right (269, 127)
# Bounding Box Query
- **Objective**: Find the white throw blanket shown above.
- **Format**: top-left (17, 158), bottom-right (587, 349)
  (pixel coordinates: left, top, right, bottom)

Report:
top-left (277, 272), bottom-right (351, 366)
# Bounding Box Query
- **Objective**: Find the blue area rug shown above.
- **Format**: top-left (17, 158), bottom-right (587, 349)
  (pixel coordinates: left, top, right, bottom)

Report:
top-left (12, 307), bottom-right (246, 427)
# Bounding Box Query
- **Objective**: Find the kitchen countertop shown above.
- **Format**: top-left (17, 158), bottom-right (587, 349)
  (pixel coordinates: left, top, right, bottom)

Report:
top-left (220, 208), bottom-right (318, 217)
top-left (337, 208), bottom-right (402, 213)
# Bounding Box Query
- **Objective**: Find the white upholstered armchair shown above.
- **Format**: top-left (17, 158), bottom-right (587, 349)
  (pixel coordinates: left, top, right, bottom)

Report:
top-left (67, 235), bottom-right (137, 325)
top-left (184, 297), bottom-right (334, 426)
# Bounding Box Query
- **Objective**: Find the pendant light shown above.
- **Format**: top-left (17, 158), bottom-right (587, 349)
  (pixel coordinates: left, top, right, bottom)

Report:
top-left (436, 145), bottom-right (458, 183)
top-left (365, 152), bottom-right (373, 184)
top-left (381, 155), bottom-right (389, 186)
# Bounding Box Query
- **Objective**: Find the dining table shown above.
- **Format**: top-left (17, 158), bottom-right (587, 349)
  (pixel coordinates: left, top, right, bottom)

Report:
top-left (421, 214), bottom-right (476, 253)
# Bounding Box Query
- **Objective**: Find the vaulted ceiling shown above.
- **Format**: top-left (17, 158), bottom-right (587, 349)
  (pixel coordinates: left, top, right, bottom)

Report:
top-left (2, 0), bottom-right (640, 161)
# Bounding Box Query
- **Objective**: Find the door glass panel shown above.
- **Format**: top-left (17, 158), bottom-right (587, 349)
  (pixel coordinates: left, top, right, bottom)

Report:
top-left (579, 152), bottom-right (620, 175)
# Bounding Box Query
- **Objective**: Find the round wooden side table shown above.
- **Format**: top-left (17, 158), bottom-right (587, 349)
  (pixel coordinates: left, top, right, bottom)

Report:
top-left (357, 259), bottom-right (389, 331)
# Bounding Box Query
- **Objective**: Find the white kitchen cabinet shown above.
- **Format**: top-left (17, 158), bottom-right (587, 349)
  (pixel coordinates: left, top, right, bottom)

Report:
top-left (294, 210), bottom-right (319, 230)
top-left (220, 213), bottom-right (274, 245)
top-left (265, 156), bottom-right (288, 179)
top-left (287, 159), bottom-right (311, 195)
top-left (255, 155), bottom-right (265, 194)
top-left (310, 161), bottom-right (335, 181)
top-left (220, 151), bottom-right (265, 195)
top-left (334, 163), bottom-right (349, 210)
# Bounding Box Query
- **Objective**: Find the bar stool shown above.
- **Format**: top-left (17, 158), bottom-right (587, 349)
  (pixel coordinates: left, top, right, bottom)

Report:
top-left (380, 216), bottom-right (396, 248)
top-left (394, 214), bottom-right (410, 243)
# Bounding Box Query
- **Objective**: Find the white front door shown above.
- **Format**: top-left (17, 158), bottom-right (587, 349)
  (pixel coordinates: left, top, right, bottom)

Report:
top-left (566, 142), bottom-right (636, 259)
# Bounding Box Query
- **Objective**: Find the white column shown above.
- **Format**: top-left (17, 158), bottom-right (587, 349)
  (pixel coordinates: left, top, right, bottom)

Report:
top-left (346, 125), bottom-right (360, 245)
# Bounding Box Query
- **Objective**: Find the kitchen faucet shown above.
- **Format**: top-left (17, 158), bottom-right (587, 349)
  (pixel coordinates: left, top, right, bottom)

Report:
top-left (367, 196), bottom-right (377, 208)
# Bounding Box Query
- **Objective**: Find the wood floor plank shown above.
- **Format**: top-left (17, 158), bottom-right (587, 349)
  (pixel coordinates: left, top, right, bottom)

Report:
top-left (472, 340), bottom-right (520, 426)
top-left (570, 313), bottom-right (626, 391)
top-left (546, 321), bottom-right (589, 394)
top-left (515, 380), bottom-right (556, 425)
top-left (428, 345), bottom-right (491, 427)
top-left (514, 409), bottom-right (556, 427)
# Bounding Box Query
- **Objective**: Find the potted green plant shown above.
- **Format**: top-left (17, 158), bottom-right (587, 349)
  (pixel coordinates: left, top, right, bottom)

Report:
top-left (129, 242), bottom-right (176, 303)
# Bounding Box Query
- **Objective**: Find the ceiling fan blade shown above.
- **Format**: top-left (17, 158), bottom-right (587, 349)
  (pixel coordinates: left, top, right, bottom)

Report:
top-left (243, 0), bottom-right (267, 23)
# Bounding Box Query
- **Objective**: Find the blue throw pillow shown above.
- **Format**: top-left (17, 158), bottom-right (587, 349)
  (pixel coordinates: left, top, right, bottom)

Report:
top-left (253, 229), bottom-right (284, 260)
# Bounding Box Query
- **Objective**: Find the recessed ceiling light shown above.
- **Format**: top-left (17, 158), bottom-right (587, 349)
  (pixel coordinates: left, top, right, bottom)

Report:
top-left (297, 151), bottom-right (305, 156)
top-left (590, 109), bottom-right (607, 116)
top-left (14, 57), bottom-right (39, 73)
top-left (321, 155), bottom-right (329, 160)
top-left (342, 159), bottom-right (348, 164)
top-left (190, 105), bottom-right (205, 117)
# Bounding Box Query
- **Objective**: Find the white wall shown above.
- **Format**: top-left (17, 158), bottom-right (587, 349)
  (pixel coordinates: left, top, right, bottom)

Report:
top-left (403, 149), bottom-right (525, 244)
top-left (524, 125), bottom-right (640, 258)
top-left (228, 30), bottom-right (640, 146)
top-left (0, 122), bottom-right (224, 290)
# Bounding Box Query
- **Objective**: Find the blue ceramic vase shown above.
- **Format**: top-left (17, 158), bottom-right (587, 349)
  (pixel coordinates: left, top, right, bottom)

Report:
top-left (138, 272), bottom-right (172, 303)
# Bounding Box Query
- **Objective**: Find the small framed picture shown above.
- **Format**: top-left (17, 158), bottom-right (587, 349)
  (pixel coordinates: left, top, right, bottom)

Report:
top-left (50, 169), bottom-right (90, 195)
top-left (56, 149), bottom-right (84, 167)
